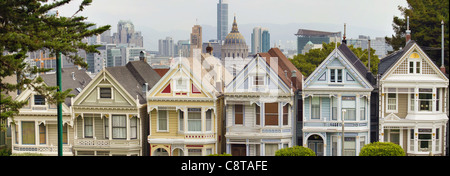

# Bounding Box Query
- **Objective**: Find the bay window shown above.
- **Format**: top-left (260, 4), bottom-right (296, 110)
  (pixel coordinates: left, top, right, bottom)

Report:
top-left (130, 116), bottom-right (137, 139)
top-left (158, 110), bottom-right (168, 131)
top-left (84, 115), bottom-right (93, 138)
top-left (387, 93), bottom-right (397, 111)
top-left (342, 96), bottom-right (356, 121)
top-left (234, 105), bottom-right (243, 125)
top-left (206, 109), bottom-right (212, 131)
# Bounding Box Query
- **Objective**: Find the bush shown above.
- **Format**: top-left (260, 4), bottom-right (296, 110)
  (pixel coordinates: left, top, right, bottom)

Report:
top-left (359, 142), bottom-right (405, 156)
top-left (275, 146), bottom-right (316, 156)
top-left (0, 148), bottom-right (12, 156)
top-left (208, 153), bottom-right (232, 156)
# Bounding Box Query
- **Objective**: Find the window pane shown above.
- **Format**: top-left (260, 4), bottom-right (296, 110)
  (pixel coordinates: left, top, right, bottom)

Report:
top-left (255, 105), bottom-right (260, 125)
top-left (337, 69), bottom-right (342, 82)
top-left (179, 110), bottom-right (184, 131)
top-left (100, 88), bottom-right (111, 98)
top-left (409, 61), bottom-right (414, 73)
top-left (22, 122), bottom-right (35, 145)
top-left (311, 97), bottom-right (320, 119)
top-left (39, 124), bottom-right (46, 144)
top-left (84, 116), bottom-right (93, 138)
top-left (265, 144), bottom-right (278, 156)
top-left (330, 69), bottom-right (336, 82)
top-left (112, 115), bottom-right (126, 139)
top-left (416, 61), bottom-right (421, 73)
top-left (34, 95), bottom-right (45, 105)
top-left (63, 124), bottom-right (68, 144)
top-left (206, 110), bottom-right (212, 131)
top-left (234, 105), bottom-right (243, 125)
top-left (158, 110), bottom-right (167, 131)
top-left (283, 104), bottom-right (288, 125)
top-left (130, 117), bottom-right (137, 139)
top-left (188, 109), bottom-right (201, 131)
top-left (265, 103), bottom-right (278, 125)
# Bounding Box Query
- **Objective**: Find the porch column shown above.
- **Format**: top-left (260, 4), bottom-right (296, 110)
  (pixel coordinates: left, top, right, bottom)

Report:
top-left (34, 121), bottom-right (39, 145)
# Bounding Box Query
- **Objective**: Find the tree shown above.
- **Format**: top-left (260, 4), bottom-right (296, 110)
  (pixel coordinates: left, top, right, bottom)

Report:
top-left (0, 0), bottom-right (110, 122)
top-left (359, 142), bottom-right (406, 156)
top-left (385, 0), bottom-right (449, 73)
top-left (290, 42), bottom-right (379, 77)
top-left (275, 145), bottom-right (316, 156)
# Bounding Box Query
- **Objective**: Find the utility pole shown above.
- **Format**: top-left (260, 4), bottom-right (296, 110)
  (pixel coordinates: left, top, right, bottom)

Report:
top-left (57, 51), bottom-right (63, 156)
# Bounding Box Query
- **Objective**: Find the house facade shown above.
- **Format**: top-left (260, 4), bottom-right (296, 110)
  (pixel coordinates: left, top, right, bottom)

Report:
top-left (8, 67), bottom-right (91, 156)
top-left (302, 44), bottom-right (375, 156)
top-left (224, 48), bottom-right (302, 156)
top-left (72, 59), bottom-right (160, 156)
top-left (147, 55), bottom-right (224, 156)
top-left (378, 40), bottom-right (449, 156)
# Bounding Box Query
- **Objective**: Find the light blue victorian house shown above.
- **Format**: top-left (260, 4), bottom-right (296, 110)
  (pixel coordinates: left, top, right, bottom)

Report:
top-left (302, 42), bottom-right (376, 156)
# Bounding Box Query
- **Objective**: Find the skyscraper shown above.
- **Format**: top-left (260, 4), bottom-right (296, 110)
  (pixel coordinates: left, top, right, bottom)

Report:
top-left (294, 29), bottom-right (341, 54)
top-left (251, 27), bottom-right (270, 54)
top-left (190, 24), bottom-right (202, 57)
top-left (113, 20), bottom-right (144, 47)
top-left (217, 0), bottom-right (228, 42)
top-left (158, 37), bottom-right (174, 57)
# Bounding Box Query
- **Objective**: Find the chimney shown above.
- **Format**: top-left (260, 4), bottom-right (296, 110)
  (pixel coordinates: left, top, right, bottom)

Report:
top-left (406, 16), bottom-right (411, 43)
top-left (71, 72), bottom-right (75, 80)
top-left (342, 23), bottom-right (347, 45)
top-left (291, 70), bottom-right (297, 89)
top-left (206, 42), bottom-right (213, 55)
top-left (142, 82), bottom-right (148, 94)
top-left (139, 51), bottom-right (147, 62)
top-left (440, 20), bottom-right (446, 74)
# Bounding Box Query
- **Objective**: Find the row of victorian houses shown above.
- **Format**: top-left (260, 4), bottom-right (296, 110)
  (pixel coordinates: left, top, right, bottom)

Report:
top-left (3, 28), bottom-right (449, 156)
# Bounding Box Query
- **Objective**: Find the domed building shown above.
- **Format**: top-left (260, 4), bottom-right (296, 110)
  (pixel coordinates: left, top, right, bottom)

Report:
top-left (221, 16), bottom-right (249, 60)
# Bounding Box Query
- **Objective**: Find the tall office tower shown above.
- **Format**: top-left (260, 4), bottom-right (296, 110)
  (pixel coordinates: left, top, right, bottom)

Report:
top-left (251, 27), bottom-right (270, 54)
top-left (190, 25), bottom-right (202, 57)
top-left (158, 37), bottom-right (174, 57)
top-left (113, 20), bottom-right (144, 47)
top-left (294, 29), bottom-right (341, 54)
top-left (217, 0), bottom-right (228, 42)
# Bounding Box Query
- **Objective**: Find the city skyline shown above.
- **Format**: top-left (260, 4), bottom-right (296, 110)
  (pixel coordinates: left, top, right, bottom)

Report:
top-left (55, 0), bottom-right (408, 51)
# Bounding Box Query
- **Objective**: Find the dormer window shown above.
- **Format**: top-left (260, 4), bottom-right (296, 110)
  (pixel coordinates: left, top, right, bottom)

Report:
top-left (99, 87), bottom-right (112, 99)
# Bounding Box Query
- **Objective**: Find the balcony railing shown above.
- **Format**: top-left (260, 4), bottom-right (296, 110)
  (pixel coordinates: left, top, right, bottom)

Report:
top-left (13, 145), bottom-right (72, 153)
top-left (304, 121), bottom-right (368, 128)
top-left (74, 139), bottom-right (140, 148)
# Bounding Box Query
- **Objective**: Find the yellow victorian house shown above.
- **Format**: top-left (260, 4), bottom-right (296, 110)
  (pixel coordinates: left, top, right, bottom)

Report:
top-left (147, 53), bottom-right (226, 156)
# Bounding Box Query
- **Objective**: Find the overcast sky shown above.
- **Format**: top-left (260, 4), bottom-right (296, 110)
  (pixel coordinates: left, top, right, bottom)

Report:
top-left (56, 0), bottom-right (409, 49)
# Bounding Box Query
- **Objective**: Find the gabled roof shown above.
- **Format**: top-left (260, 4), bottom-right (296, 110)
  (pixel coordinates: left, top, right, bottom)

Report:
top-left (40, 67), bottom-right (92, 106)
top-left (338, 44), bottom-right (376, 86)
top-left (106, 60), bottom-right (161, 104)
top-left (258, 48), bottom-right (303, 90)
top-left (378, 40), bottom-right (416, 75)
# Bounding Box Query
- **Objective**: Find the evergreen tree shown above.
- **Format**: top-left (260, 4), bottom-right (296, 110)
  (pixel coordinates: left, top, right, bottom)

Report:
top-left (0, 0), bottom-right (110, 122)
top-left (385, 0), bottom-right (449, 73)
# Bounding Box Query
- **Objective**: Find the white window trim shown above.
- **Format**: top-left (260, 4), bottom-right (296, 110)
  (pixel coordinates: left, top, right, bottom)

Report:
top-left (98, 86), bottom-right (113, 99)
top-left (187, 108), bottom-right (202, 133)
top-left (386, 93), bottom-right (398, 113)
top-left (408, 58), bottom-right (422, 75)
top-left (327, 67), bottom-right (345, 84)
top-left (205, 109), bottom-right (213, 132)
top-left (310, 97), bottom-right (321, 120)
top-left (157, 110), bottom-right (169, 132)
top-left (173, 77), bottom-right (189, 92)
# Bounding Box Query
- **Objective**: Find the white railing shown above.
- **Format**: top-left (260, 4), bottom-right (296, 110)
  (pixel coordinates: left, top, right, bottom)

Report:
top-left (13, 145), bottom-right (72, 153)
top-left (304, 121), bottom-right (368, 128)
top-left (74, 139), bottom-right (140, 148)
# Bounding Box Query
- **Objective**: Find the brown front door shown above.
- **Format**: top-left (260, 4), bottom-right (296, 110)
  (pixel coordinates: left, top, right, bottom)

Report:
top-left (231, 144), bottom-right (246, 156)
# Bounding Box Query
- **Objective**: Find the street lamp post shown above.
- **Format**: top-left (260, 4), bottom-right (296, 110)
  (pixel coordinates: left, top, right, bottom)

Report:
top-left (341, 109), bottom-right (346, 156)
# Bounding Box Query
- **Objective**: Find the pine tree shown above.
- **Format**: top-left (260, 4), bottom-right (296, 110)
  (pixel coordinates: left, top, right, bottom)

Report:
top-left (385, 0), bottom-right (449, 73)
top-left (0, 0), bottom-right (110, 122)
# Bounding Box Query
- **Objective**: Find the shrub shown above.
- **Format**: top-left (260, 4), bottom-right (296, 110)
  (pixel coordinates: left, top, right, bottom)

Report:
top-left (359, 142), bottom-right (405, 156)
top-left (275, 145), bottom-right (315, 156)
top-left (208, 153), bottom-right (232, 156)
top-left (0, 148), bottom-right (12, 156)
